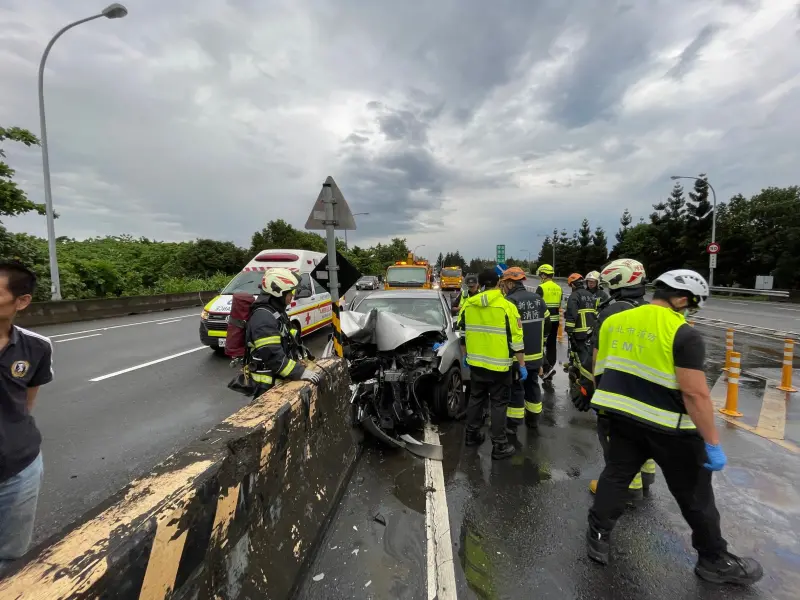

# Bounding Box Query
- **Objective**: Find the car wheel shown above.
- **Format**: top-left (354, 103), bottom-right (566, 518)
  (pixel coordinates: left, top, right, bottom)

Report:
top-left (434, 364), bottom-right (463, 419)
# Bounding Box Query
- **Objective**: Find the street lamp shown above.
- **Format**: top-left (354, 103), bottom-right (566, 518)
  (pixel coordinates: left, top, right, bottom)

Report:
top-left (670, 175), bottom-right (718, 287)
top-left (412, 244), bottom-right (426, 259)
top-left (344, 212), bottom-right (369, 251)
top-left (38, 3), bottom-right (128, 300)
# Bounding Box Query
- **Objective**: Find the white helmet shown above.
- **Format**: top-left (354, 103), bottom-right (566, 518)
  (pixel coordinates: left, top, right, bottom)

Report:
top-left (585, 270), bottom-right (601, 282)
top-left (260, 268), bottom-right (300, 298)
top-left (653, 269), bottom-right (710, 308)
top-left (599, 259), bottom-right (646, 290)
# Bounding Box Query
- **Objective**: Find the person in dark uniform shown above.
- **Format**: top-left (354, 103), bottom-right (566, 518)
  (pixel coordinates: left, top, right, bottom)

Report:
top-left (498, 267), bottom-right (551, 431)
top-left (246, 268), bottom-right (320, 395)
top-left (0, 261), bottom-right (53, 572)
top-left (452, 273), bottom-right (480, 315)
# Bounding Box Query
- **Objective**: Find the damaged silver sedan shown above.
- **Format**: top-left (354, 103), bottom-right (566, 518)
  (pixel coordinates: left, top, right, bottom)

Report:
top-left (322, 290), bottom-right (467, 460)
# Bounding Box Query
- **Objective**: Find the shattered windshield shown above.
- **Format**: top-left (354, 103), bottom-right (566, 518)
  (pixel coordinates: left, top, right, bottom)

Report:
top-left (355, 297), bottom-right (445, 327)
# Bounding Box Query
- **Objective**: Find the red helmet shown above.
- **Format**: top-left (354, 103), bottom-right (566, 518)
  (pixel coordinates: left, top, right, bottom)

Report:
top-left (567, 273), bottom-right (584, 286)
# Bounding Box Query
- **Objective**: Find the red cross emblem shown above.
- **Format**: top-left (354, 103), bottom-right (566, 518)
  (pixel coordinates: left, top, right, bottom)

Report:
top-left (305, 312), bottom-right (312, 325)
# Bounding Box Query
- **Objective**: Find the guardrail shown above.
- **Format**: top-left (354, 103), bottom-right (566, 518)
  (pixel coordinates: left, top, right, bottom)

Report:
top-left (708, 286), bottom-right (789, 298)
top-left (17, 290), bottom-right (218, 327)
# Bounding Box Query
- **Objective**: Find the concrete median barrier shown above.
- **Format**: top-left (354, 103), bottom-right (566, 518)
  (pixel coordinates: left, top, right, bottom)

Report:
top-left (16, 291), bottom-right (219, 327)
top-left (0, 358), bottom-right (358, 600)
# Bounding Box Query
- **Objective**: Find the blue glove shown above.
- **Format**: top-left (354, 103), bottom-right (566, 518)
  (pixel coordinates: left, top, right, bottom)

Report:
top-left (463, 356), bottom-right (469, 368)
top-left (432, 343), bottom-right (443, 351)
top-left (519, 366), bottom-right (528, 381)
top-left (703, 443), bottom-right (727, 471)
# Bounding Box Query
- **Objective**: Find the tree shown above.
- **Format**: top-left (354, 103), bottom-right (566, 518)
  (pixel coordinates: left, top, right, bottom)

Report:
top-left (537, 236), bottom-right (554, 269)
top-left (250, 219), bottom-right (326, 255)
top-left (577, 218), bottom-right (592, 274)
top-left (683, 174), bottom-right (713, 274)
top-left (436, 252), bottom-right (444, 270)
top-left (587, 226), bottom-right (608, 269)
top-left (1, 126), bottom-right (46, 223)
top-left (168, 239), bottom-right (248, 278)
top-left (609, 209), bottom-right (633, 259)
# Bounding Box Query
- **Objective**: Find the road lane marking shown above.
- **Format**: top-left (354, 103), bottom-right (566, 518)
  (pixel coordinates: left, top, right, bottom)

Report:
top-left (89, 346), bottom-right (207, 382)
top-left (155, 319), bottom-right (182, 325)
top-left (48, 314), bottom-right (196, 339)
top-left (424, 424), bottom-right (456, 600)
top-left (54, 333), bottom-right (102, 343)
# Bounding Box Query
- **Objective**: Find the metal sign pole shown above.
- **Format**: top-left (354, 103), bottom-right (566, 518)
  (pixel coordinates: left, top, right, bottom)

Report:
top-left (322, 182), bottom-right (343, 357)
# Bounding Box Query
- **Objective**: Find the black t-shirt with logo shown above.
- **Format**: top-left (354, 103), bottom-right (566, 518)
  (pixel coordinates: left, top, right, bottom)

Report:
top-left (0, 325), bottom-right (53, 481)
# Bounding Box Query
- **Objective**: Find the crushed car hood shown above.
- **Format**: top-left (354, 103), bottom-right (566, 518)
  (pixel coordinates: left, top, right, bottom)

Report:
top-left (340, 309), bottom-right (442, 351)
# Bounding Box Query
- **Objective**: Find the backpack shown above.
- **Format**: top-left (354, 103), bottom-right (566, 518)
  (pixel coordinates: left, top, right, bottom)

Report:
top-left (225, 293), bottom-right (256, 359)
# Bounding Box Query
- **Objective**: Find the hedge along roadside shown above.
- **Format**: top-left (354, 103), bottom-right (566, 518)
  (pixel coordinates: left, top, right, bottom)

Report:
top-left (0, 358), bottom-right (359, 600)
top-left (15, 290), bottom-right (219, 327)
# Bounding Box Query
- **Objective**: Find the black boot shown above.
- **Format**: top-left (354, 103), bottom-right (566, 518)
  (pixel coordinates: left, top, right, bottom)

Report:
top-left (465, 429), bottom-right (486, 446)
top-left (695, 552), bottom-right (764, 585)
top-left (491, 442), bottom-right (515, 460)
top-left (586, 524), bottom-right (610, 565)
top-left (505, 422), bottom-right (518, 436)
top-left (525, 412), bottom-right (539, 429)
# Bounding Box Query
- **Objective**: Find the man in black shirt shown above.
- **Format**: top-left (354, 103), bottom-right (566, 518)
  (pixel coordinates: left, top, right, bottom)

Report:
top-left (0, 262), bottom-right (53, 571)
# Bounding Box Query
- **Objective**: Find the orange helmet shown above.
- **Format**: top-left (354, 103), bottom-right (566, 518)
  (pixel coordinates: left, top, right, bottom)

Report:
top-left (567, 273), bottom-right (584, 286)
top-left (500, 266), bottom-right (527, 281)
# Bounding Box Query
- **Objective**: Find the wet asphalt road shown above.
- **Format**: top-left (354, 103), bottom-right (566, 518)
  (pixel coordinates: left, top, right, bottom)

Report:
top-left (297, 329), bottom-right (799, 600)
top-left (28, 304), bottom-right (336, 545)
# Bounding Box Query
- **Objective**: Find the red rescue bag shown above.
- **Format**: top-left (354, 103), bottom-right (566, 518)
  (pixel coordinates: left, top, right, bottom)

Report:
top-left (225, 293), bottom-right (255, 358)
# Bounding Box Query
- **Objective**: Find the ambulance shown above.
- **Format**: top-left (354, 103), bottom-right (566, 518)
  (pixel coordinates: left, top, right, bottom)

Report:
top-left (199, 249), bottom-right (332, 352)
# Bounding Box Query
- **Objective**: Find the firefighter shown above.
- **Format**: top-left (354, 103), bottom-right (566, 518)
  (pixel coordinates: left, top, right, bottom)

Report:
top-left (585, 270), bottom-right (608, 308)
top-left (246, 268), bottom-right (321, 396)
top-left (564, 273), bottom-right (597, 369)
top-left (587, 268), bottom-right (764, 585)
top-left (534, 264), bottom-right (562, 388)
top-left (459, 269), bottom-right (526, 460)
top-left (452, 273), bottom-right (480, 315)
top-left (583, 259), bottom-right (655, 499)
top-left (498, 267), bottom-right (551, 431)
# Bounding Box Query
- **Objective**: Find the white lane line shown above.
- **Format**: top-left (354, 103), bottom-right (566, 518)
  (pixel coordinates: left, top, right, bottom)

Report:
top-left (48, 314), bottom-right (196, 339)
top-left (424, 424), bottom-right (457, 600)
top-left (155, 319), bottom-right (182, 325)
top-left (89, 346), bottom-right (207, 382)
top-left (54, 333), bottom-right (102, 343)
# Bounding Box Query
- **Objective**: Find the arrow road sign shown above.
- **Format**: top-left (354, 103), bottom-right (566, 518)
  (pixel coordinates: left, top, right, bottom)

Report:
top-left (707, 242), bottom-right (721, 254)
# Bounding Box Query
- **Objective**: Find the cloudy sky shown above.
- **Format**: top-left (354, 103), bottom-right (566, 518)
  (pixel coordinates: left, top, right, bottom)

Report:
top-left (1, 0), bottom-right (799, 262)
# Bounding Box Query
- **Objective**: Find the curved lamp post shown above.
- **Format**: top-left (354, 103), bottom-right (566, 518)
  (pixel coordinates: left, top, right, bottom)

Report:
top-left (39, 4), bottom-right (129, 300)
top-left (671, 175), bottom-right (718, 287)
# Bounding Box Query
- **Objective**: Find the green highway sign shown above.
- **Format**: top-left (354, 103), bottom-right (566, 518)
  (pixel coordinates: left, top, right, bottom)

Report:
top-left (496, 244), bottom-right (506, 262)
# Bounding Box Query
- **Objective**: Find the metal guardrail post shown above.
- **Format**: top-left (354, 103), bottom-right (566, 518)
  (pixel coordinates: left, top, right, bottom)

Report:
top-left (722, 328), bottom-right (734, 372)
top-left (720, 352), bottom-right (742, 417)
top-left (777, 339), bottom-right (797, 392)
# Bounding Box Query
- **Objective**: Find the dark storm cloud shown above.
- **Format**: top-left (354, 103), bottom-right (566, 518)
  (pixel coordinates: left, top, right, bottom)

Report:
top-left (666, 24), bottom-right (721, 80)
top-left (542, 4), bottom-right (658, 129)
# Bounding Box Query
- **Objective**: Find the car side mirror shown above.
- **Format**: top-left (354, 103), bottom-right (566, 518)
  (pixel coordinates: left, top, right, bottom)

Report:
top-left (295, 288), bottom-right (312, 299)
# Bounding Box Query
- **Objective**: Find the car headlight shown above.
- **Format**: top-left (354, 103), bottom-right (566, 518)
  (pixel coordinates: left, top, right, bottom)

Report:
top-left (201, 310), bottom-right (209, 320)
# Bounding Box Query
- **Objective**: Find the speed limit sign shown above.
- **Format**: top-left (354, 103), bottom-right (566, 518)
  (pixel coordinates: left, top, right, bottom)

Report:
top-left (707, 242), bottom-right (720, 254)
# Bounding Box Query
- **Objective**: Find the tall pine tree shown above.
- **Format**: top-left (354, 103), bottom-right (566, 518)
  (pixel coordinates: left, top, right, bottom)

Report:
top-left (683, 174), bottom-right (713, 274)
top-left (587, 226), bottom-right (609, 268)
top-left (577, 218), bottom-right (592, 273)
top-left (609, 208), bottom-right (632, 259)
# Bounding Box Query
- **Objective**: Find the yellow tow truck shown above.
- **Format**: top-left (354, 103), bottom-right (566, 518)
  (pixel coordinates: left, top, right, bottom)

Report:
top-left (384, 253), bottom-right (432, 290)
top-left (439, 266), bottom-right (463, 291)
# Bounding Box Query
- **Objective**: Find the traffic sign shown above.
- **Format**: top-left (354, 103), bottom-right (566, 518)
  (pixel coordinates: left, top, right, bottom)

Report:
top-left (709, 253), bottom-right (718, 269)
top-left (305, 176), bottom-right (357, 231)
top-left (707, 242), bottom-right (720, 254)
top-left (496, 244), bottom-right (506, 262)
top-left (311, 251), bottom-right (362, 295)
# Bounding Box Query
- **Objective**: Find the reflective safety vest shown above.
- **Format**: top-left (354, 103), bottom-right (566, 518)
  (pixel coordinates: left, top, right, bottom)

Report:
top-left (504, 284), bottom-right (550, 364)
top-left (461, 289), bottom-right (524, 372)
top-left (539, 279), bottom-right (563, 322)
top-left (591, 304), bottom-right (697, 433)
top-left (565, 288), bottom-right (597, 336)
